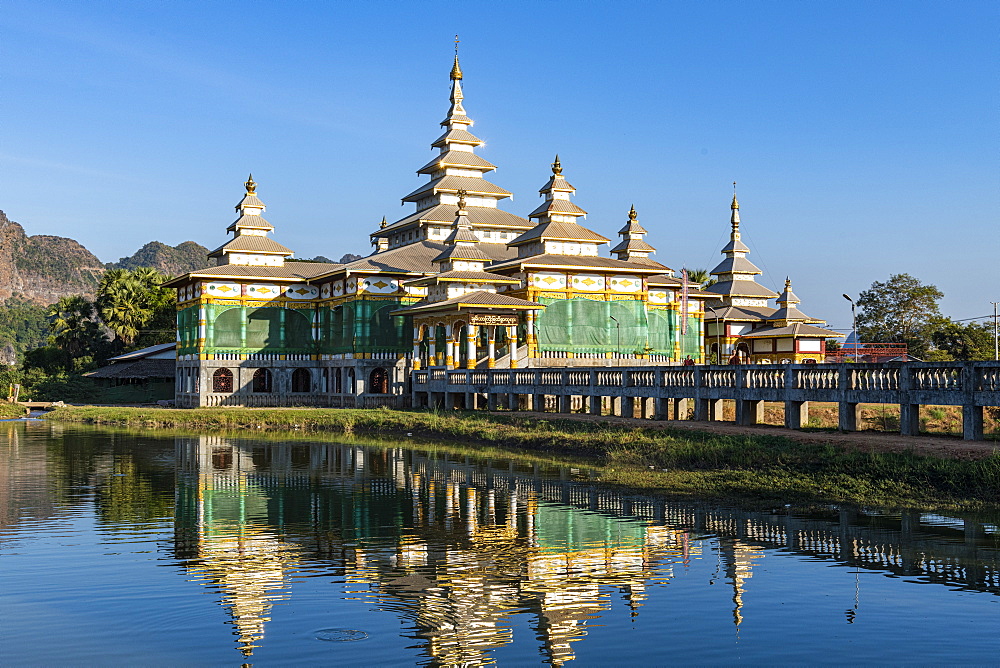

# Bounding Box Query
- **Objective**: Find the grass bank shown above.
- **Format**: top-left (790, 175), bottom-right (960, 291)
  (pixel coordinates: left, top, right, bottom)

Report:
top-left (47, 405), bottom-right (1000, 509)
top-left (0, 403), bottom-right (27, 419)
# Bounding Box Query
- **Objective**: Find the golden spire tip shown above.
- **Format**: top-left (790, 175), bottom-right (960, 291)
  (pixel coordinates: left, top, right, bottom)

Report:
top-left (457, 189), bottom-right (467, 211)
top-left (628, 204), bottom-right (637, 220)
top-left (450, 35), bottom-right (463, 80)
top-left (551, 154), bottom-right (562, 176)
top-left (245, 173), bottom-right (256, 194)
top-left (380, 216), bottom-right (387, 229)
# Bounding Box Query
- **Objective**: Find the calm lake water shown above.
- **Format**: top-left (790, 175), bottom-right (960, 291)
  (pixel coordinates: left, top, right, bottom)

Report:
top-left (2, 420), bottom-right (998, 666)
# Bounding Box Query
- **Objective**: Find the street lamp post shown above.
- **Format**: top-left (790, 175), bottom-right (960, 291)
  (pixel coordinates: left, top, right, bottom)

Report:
top-left (842, 294), bottom-right (858, 363)
top-left (991, 301), bottom-right (999, 361)
top-left (609, 315), bottom-right (621, 358)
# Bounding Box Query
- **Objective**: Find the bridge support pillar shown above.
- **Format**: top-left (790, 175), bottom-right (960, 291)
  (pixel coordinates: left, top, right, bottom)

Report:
top-left (838, 402), bottom-right (860, 432)
top-left (900, 403), bottom-right (920, 436)
top-left (655, 397), bottom-right (670, 419)
top-left (697, 398), bottom-right (724, 421)
top-left (623, 397), bottom-right (636, 418)
top-left (639, 397), bottom-right (655, 419)
top-left (963, 405), bottom-right (984, 441)
top-left (506, 393), bottom-right (518, 411)
top-left (785, 400), bottom-right (809, 429)
top-left (487, 393), bottom-right (497, 411)
top-left (588, 395), bottom-right (602, 416)
top-left (736, 399), bottom-right (765, 426)
top-left (559, 394), bottom-right (572, 413)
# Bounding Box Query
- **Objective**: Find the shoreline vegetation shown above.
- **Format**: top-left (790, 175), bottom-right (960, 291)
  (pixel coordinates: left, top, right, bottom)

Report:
top-left (43, 405), bottom-right (1000, 511)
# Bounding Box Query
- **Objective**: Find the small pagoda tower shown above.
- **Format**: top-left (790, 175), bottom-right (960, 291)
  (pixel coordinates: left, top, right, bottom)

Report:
top-left (703, 190), bottom-right (778, 307)
top-left (739, 277), bottom-right (843, 363)
top-left (508, 156), bottom-right (609, 258)
top-left (208, 175), bottom-right (293, 267)
top-left (610, 205), bottom-right (657, 263)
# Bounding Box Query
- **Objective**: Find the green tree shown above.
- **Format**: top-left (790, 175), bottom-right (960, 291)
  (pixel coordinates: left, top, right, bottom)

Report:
top-left (47, 295), bottom-right (103, 359)
top-left (856, 273), bottom-right (943, 358)
top-left (929, 320), bottom-right (994, 361)
top-left (96, 268), bottom-right (173, 348)
top-left (684, 268), bottom-right (717, 290)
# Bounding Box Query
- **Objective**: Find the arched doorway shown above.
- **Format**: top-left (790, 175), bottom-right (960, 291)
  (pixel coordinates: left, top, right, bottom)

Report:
top-left (212, 368), bottom-right (233, 393)
top-left (369, 367), bottom-right (389, 394)
top-left (730, 343), bottom-right (750, 365)
top-left (252, 368), bottom-right (273, 393)
top-left (291, 368), bottom-right (311, 393)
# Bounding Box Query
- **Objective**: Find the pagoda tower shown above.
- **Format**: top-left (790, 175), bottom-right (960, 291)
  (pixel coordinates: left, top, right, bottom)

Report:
top-left (371, 51), bottom-right (531, 251)
top-left (507, 157), bottom-right (609, 258)
top-left (207, 175), bottom-right (293, 267)
top-left (703, 191), bottom-right (778, 307)
top-left (610, 205), bottom-right (657, 263)
top-left (767, 278), bottom-right (825, 326)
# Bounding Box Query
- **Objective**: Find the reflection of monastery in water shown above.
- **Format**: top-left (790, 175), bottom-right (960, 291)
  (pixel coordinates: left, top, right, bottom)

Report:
top-left (173, 437), bottom-right (1000, 663)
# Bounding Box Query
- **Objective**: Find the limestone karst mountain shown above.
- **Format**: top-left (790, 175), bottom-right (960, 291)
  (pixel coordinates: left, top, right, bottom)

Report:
top-left (0, 209), bottom-right (210, 305)
top-left (107, 240), bottom-right (211, 276)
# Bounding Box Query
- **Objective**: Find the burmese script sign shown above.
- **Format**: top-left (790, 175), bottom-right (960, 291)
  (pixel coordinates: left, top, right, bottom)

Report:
top-left (470, 314), bottom-right (518, 326)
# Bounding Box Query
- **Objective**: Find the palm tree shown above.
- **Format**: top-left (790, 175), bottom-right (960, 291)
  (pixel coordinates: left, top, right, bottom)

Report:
top-left (47, 295), bottom-right (101, 357)
top-left (684, 268), bottom-right (716, 290)
top-left (96, 268), bottom-right (173, 347)
top-left (97, 270), bottom-right (149, 346)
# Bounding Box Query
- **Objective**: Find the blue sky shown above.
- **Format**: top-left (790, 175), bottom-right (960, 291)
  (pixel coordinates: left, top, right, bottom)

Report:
top-left (2, 1), bottom-right (997, 329)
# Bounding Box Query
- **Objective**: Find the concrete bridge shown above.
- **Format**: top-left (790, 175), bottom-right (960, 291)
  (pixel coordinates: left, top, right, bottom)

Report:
top-left (412, 361), bottom-right (1000, 440)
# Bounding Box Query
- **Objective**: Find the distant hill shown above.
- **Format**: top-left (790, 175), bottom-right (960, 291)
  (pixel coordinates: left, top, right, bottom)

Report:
top-left (108, 240), bottom-right (211, 277)
top-left (0, 209), bottom-right (106, 304)
top-left (0, 208), bottom-right (361, 306)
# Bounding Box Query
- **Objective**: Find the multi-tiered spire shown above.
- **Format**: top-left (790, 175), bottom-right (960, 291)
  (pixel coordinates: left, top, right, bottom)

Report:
top-left (400, 47), bottom-right (512, 212)
top-left (431, 191), bottom-right (492, 272)
top-left (372, 47), bottom-right (530, 251)
top-left (766, 277), bottom-right (823, 324)
top-left (208, 175), bottom-right (293, 267)
top-left (704, 186), bottom-right (777, 305)
top-left (610, 205), bottom-right (656, 262)
top-left (508, 157), bottom-right (608, 258)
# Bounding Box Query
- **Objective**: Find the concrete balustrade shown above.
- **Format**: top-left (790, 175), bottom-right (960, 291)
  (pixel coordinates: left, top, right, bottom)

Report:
top-left (412, 361), bottom-right (1000, 441)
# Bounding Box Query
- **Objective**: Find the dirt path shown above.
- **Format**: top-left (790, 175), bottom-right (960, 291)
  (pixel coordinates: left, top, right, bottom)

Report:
top-left (515, 411), bottom-right (1000, 461)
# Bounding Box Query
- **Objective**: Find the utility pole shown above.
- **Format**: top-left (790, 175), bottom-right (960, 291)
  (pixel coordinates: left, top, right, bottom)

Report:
top-left (991, 301), bottom-right (999, 361)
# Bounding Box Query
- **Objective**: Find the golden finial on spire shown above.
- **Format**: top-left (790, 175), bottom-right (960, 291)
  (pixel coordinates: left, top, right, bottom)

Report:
top-left (379, 216), bottom-right (387, 229)
top-left (457, 189), bottom-right (467, 211)
top-left (552, 154), bottom-right (562, 176)
top-left (731, 181), bottom-right (739, 210)
top-left (628, 204), bottom-right (637, 220)
top-left (450, 35), bottom-right (463, 80)
top-left (245, 173), bottom-right (256, 194)
top-left (784, 276), bottom-right (791, 290)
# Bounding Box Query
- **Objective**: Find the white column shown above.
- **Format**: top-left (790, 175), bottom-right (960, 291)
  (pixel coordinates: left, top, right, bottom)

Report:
top-left (466, 325), bottom-right (477, 370)
top-left (428, 326), bottom-right (437, 366)
top-left (507, 326), bottom-right (518, 368)
top-left (487, 326), bottom-right (496, 369)
top-left (412, 324), bottom-right (422, 370)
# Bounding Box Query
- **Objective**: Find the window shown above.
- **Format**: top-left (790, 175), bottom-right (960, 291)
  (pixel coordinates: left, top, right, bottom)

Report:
top-left (369, 367), bottom-right (389, 394)
top-left (291, 368), bottom-right (311, 393)
top-left (252, 368), bottom-right (273, 393)
top-left (212, 368), bottom-right (233, 393)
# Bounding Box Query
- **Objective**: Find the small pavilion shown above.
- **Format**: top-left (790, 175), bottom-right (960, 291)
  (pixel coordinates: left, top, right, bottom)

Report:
top-left (393, 191), bottom-right (543, 369)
